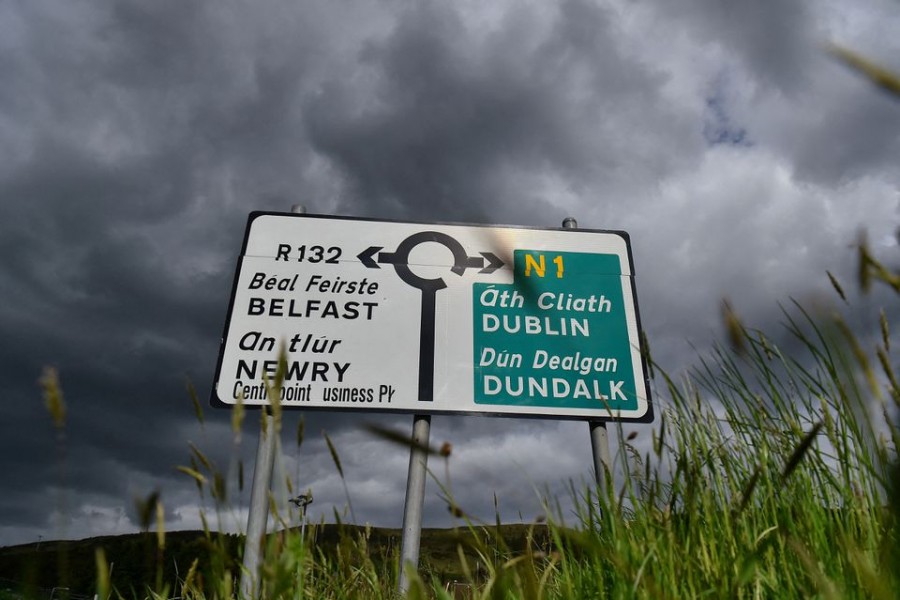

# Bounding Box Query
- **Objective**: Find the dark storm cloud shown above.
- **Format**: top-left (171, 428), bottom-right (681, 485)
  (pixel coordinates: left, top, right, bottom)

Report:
top-left (0, 1), bottom-right (250, 543)
top-left (2, 0), bottom-right (899, 546)
top-left (304, 0), bottom-right (693, 223)
top-left (655, 0), bottom-right (817, 94)
top-left (790, 87), bottom-right (900, 184)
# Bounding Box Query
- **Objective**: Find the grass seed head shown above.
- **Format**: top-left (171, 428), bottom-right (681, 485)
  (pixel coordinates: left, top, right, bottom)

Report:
top-left (40, 366), bottom-right (66, 429)
top-left (439, 441), bottom-right (453, 457)
top-left (827, 270), bottom-right (847, 303)
top-left (722, 298), bottom-right (747, 354)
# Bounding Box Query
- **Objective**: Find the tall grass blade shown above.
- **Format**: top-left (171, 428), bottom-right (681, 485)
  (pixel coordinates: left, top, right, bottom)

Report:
top-left (95, 547), bottom-right (110, 600)
top-left (187, 379), bottom-right (204, 425)
top-left (231, 392), bottom-right (244, 443)
top-left (323, 431), bottom-right (344, 479)
top-left (780, 422), bottom-right (823, 482)
top-left (188, 443), bottom-right (212, 472)
top-left (722, 298), bottom-right (747, 354)
top-left (827, 270), bottom-right (847, 303)
top-left (134, 490), bottom-right (161, 531)
top-left (788, 537), bottom-right (842, 600)
top-left (176, 466), bottom-right (207, 487)
top-left (835, 318), bottom-right (881, 399)
top-left (40, 366), bottom-right (66, 429)
top-left (828, 44), bottom-right (900, 99)
top-left (736, 465), bottom-right (762, 514)
top-left (297, 416), bottom-right (305, 448)
top-left (323, 430), bottom-right (357, 523)
top-left (364, 422), bottom-right (439, 455)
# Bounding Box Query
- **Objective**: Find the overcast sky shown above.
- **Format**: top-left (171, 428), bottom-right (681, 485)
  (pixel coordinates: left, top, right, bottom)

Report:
top-left (2, 0), bottom-right (900, 548)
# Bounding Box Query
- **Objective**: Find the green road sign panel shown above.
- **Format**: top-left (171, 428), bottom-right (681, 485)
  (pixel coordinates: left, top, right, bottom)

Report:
top-left (473, 250), bottom-right (637, 412)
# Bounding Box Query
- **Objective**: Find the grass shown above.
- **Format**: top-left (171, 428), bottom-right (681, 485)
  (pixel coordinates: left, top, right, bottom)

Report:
top-left (552, 303), bottom-right (897, 599)
top-left (24, 242), bottom-right (899, 599)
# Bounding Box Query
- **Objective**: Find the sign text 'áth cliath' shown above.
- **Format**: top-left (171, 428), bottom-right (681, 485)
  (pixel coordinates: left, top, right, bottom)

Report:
top-left (211, 212), bottom-right (652, 421)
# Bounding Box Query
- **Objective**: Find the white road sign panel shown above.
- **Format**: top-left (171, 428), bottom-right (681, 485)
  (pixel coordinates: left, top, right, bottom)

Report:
top-left (212, 212), bottom-right (652, 421)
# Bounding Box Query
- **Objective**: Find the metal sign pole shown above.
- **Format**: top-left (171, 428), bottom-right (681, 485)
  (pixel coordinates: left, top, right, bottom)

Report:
top-left (561, 217), bottom-right (612, 492)
top-left (397, 413), bottom-right (431, 595)
top-left (239, 410), bottom-right (278, 600)
top-left (211, 211), bottom-right (651, 597)
top-left (238, 204), bottom-right (305, 599)
top-left (589, 420), bottom-right (612, 490)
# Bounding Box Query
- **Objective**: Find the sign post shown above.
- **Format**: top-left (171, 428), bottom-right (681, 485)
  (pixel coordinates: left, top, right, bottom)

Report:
top-left (237, 205), bottom-right (304, 600)
top-left (397, 414), bottom-right (431, 594)
top-left (213, 212), bottom-right (652, 593)
top-left (239, 409), bottom-right (277, 600)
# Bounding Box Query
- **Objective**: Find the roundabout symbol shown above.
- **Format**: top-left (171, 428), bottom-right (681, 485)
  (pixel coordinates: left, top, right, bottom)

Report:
top-left (357, 232), bottom-right (504, 401)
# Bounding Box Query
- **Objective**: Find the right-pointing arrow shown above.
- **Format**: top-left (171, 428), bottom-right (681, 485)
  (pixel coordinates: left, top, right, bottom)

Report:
top-left (479, 252), bottom-right (504, 274)
top-left (451, 255), bottom-right (486, 276)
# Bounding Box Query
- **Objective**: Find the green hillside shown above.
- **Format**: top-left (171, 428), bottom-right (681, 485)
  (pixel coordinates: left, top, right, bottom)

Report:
top-left (0, 523), bottom-right (551, 598)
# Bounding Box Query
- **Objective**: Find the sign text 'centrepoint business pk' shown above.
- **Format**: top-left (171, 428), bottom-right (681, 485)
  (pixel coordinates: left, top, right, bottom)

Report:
top-left (212, 212), bottom-right (652, 421)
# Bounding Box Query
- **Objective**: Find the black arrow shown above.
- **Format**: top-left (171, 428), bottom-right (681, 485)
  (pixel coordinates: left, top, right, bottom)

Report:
top-left (451, 254), bottom-right (486, 276)
top-left (376, 250), bottom-right (402, 265)
top-left (357, 232), bottom-right (508, 403)
top-left (479, 252), bottom-right (504, 275)
top-left (357, 246), bottom-right (382, 269)
top-left (366, 237), bottom-right (505, 275)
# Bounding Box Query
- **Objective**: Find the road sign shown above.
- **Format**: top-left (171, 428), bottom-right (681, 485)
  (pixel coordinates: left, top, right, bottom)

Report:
top-left (212, 212), bottom-right (652, 421)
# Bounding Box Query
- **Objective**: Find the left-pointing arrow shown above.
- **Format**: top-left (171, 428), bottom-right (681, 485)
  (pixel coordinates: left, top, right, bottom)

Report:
top-left (357, 246), bottom-right (382, 268)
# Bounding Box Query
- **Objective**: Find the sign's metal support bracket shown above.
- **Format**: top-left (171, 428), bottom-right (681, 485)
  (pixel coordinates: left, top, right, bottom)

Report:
top-left (219, 210), bottom-right (649, 599)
